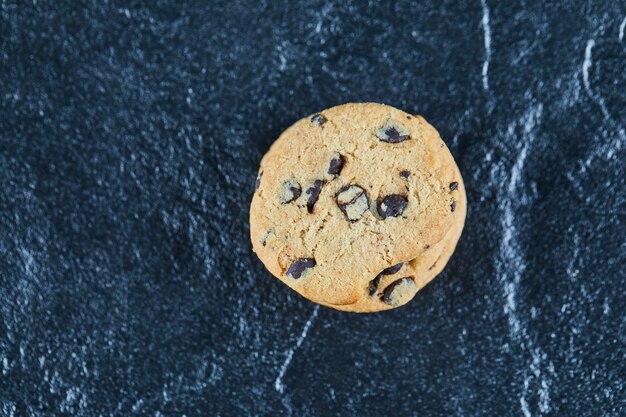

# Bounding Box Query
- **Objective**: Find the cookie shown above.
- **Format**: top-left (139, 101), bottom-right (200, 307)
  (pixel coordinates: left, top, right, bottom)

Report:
top-left (250, 103), bottom-right (466, 312)
top-left (320, 167), bottom-right (466, 312)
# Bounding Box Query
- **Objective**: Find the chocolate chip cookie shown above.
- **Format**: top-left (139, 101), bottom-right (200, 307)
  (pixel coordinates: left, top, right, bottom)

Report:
top-left (319, 166), bottom-right (466, 312)
top-left (250, 103), bottom-right (466, 312)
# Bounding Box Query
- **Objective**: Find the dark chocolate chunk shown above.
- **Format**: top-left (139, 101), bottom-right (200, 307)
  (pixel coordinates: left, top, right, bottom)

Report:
top-left (368, 274), bottom-right (382, 296)
top-left (381, 263), bottom-right (403, 275)
top-left (381, 277), bottom-right (415, 305)
top-left (286, 258), bottom-right (316, 279)
top-left (328, 153), bottom-right (344, 176)
top-left (449, 181), bottom-right (459, 191)
top-left (310, 113), bottom-right (327, 126)
top-left (279, 180), bottom-right (301, 204)
top-left (451, 199), bottom-right (457, 212)
top-left (336, 185), bottom-right (369, 222)
top-left (377, 195), bottom-right (408, 219)
top-left (400, 170), bottom-right (410, 179)
top-left (306, 180), bottom-right (324, 213)
top-left (377, 120), bottom-right (410, 143)
top-left (255, 171), bottom-right (263, 191)
top-left (381, 127), bottom-right (408, 143)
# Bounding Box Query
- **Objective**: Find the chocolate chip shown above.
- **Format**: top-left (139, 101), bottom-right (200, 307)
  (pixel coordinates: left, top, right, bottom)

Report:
top-left (310, 113), bottom-right (327, 126)
top-left (376, 120), bottom-right (410, 143)
top-left (368, 274), bottom-right (382, 296)
top-left (424, 244), bottom-right (431, 249)
top-left (399, 170), bottom-right (410, 179)
top-left (382, 263), bottom-right (403, 275)
top-left (336, 185), bottom-right (369, 222)
top-left (286, 258), bottom-right (316, 279)
top-left (381, 277), bottom-right (416, 305)
top-left (377, 195), bottom-right (408, 219)
top-left (261, 229), bottom-right (273, 247)
top-left (279, 180), bottom-right (301, 204)
top-left (449, 181), bottom-right (459, 191)
top-left (406, 115), bottom-right (412, 120)
top-left (328, 153), bottom-right (344, 176)
top-left (451, 199), bottom-right (457, 212)
top-left (305, 180), bottom-right (324, 213)
top-left (255, 171), bottom-right (263, 191)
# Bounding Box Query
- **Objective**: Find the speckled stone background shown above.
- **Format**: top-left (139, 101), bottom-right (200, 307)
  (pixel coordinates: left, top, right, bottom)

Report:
top-left (1, 1), bottom-right (625, 416)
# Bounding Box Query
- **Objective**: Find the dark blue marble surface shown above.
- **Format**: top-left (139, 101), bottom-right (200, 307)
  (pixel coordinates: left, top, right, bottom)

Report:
top-left (1, 1), bottom-right (625, 416)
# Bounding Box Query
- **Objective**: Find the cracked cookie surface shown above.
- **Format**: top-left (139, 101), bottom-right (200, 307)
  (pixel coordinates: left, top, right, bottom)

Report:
top-left (250, 103), bottom-right (466, 311)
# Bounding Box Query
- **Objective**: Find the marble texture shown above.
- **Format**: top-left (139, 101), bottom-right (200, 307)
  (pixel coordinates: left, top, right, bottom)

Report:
top-left (1, 1), bottom-right (624, 416)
